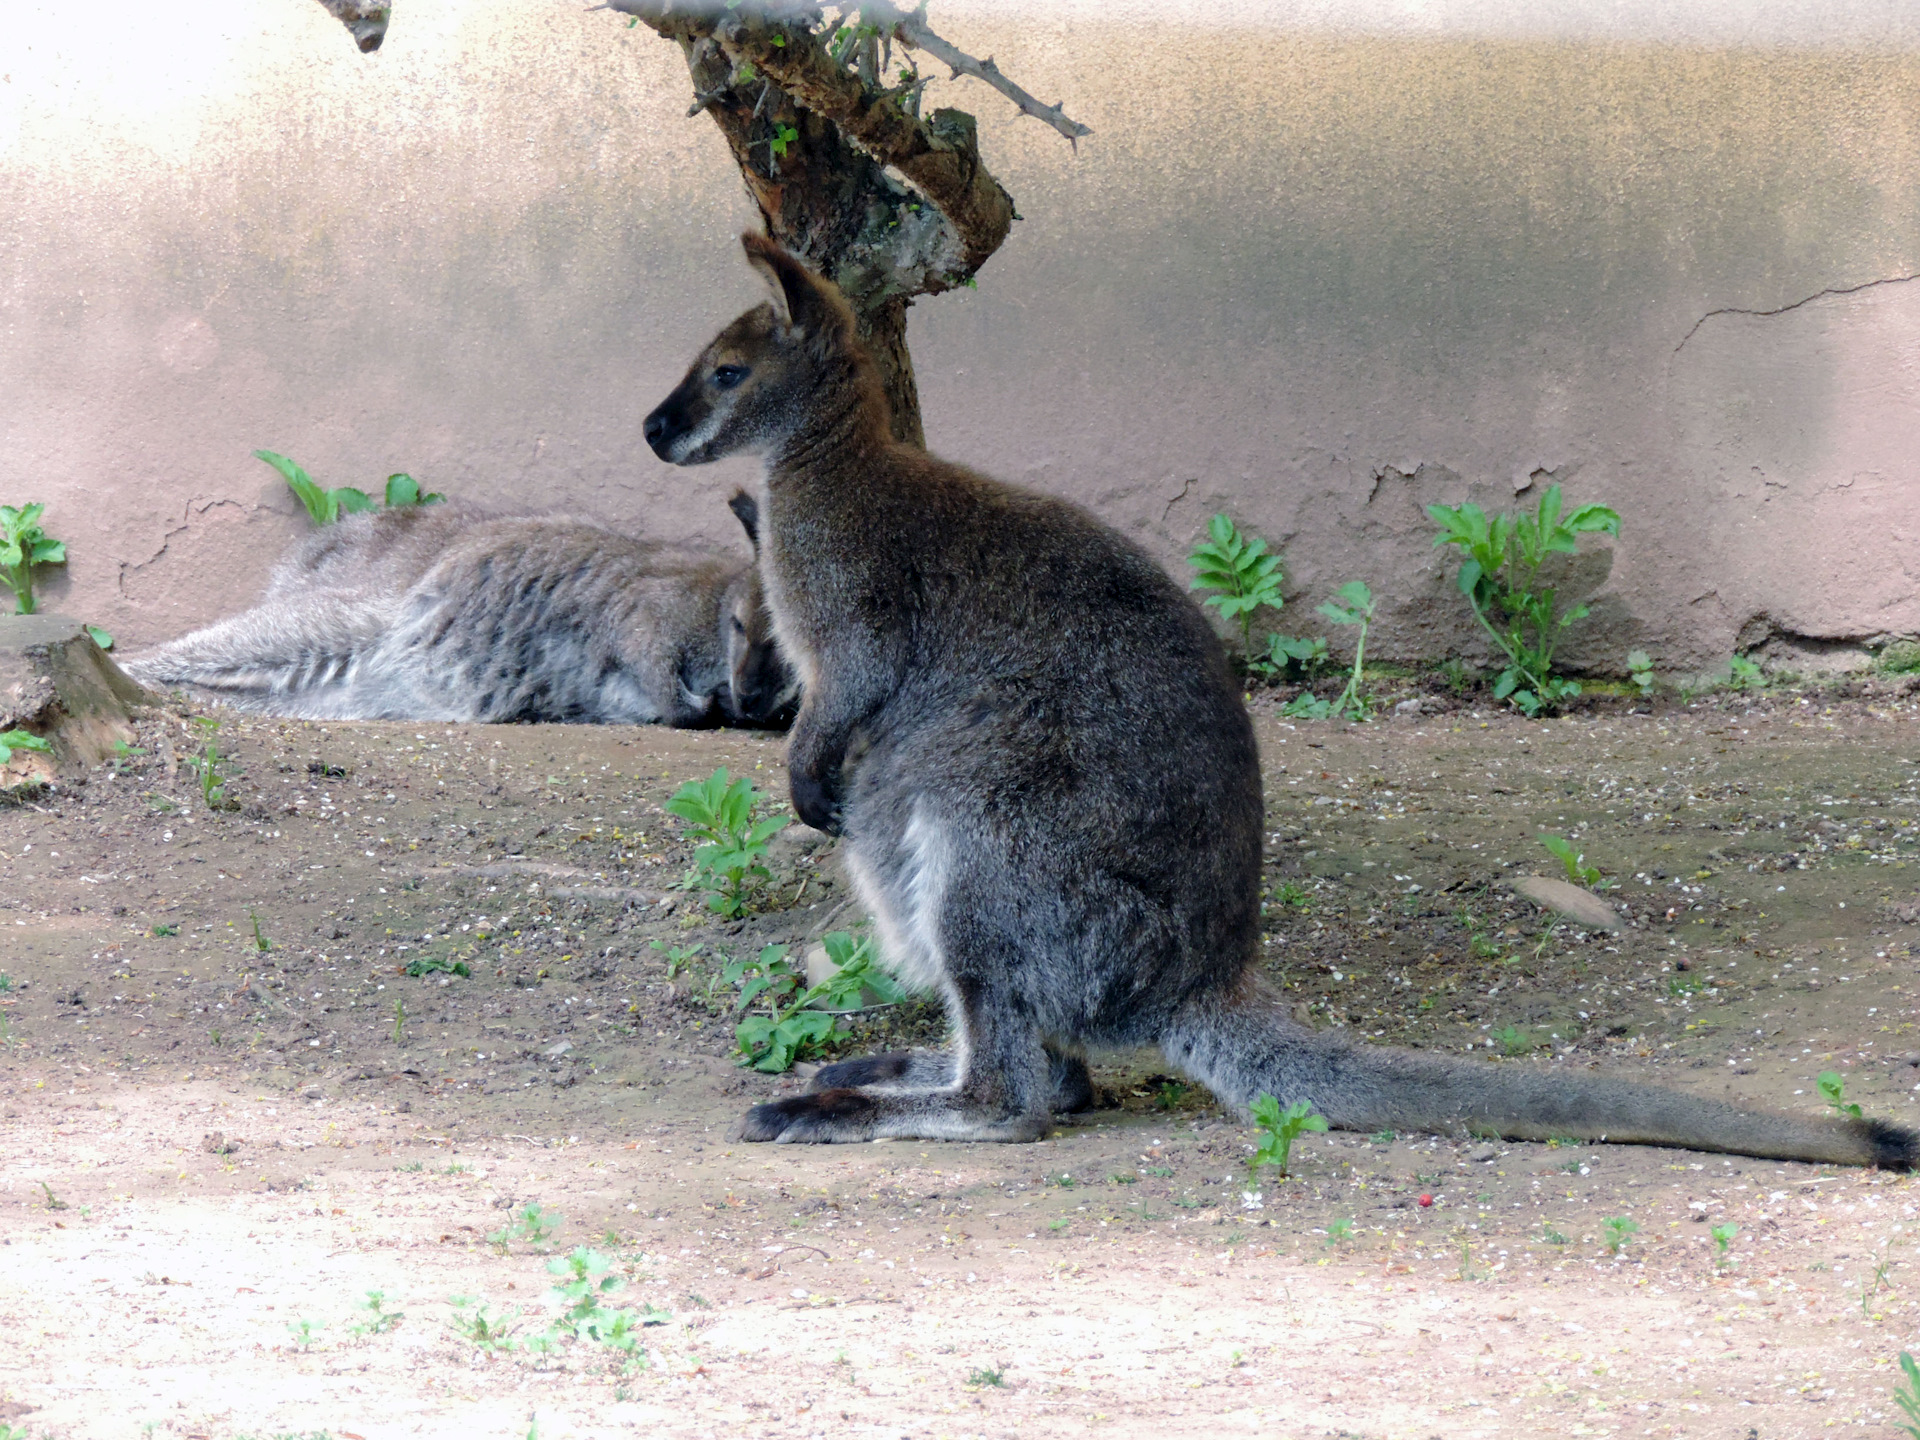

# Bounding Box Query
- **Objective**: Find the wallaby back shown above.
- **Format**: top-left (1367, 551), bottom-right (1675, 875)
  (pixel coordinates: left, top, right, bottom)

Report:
top-left (640, 234), bottom-right (1914, 1169)
top-left (124, 499), bottom-right (794, 726)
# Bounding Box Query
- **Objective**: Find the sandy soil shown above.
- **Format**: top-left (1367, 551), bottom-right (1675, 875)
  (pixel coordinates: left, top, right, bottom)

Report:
top-left (4, 682), bottom-right (1920, 1440)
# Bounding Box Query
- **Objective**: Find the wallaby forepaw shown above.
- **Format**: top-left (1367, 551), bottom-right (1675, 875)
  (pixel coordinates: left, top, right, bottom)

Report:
top-left (736, 1088), bottom-right (879, 1144)
top-left (807, 1053), bottom-right (916, 1091)
top-left (1863, 1116), bottom-right (1920, 1170)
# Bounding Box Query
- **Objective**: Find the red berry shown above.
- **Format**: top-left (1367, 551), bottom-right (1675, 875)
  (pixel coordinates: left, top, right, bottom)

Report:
top-left (1418, 1193), bottom-right (1434, 1207)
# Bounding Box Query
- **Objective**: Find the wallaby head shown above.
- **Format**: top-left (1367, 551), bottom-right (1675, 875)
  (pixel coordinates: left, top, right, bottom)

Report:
top-left (719, 489), bottom-right (797, 725)
top-left (643, 233), bottom-right (888, 466)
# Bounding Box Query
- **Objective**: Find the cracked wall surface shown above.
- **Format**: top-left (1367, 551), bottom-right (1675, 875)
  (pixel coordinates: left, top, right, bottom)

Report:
top-left (5, 0), bottom-right (1920, 673)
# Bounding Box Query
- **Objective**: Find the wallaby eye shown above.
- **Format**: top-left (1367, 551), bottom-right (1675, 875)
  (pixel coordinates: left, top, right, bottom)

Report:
top-left (712, 364), bottom-right (749, 390)
top-left (731, 616), bottom-right (748, 634)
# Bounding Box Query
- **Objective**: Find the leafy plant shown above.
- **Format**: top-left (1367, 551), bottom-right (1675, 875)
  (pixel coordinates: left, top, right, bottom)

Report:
top-left (248, 911), bottom-right (272, 954)
top-left (1187, 513), bottom-right (1285, 656)
top-left (1281, 582), bottom-right (1375, 721)
top-left (1272, 881), bottom-right (1310, 912)
top-left (448, 1294), bottom-right (521, 1354)
top-left (1537, 833), bottom-right (1602, 887)
top-left (256, 450), bottom-right (442, 527)
top-left (1627, 649), bottom-right (1655, 697)
top-left (1601, 1216), bottom-right (1639, 1255)
top-left (1492, 1024), bottom-right (1533, 1057)
top-left (489, 1200), bottom-right (562, 1253)
top-left (86, 624), bottom-right (113, 650)
top-left (286, 1316), bottom-right (323, 1350)
top-left (1541, 1221), bottom-right (1569, 1245)
top-left (1428, 485), bottom-right (1620, 716)
top-left (1324, 1217), bottom-right (1354, 1246)
top-left (187, 717), bottom-right (237, 810)
top-left (651, 941), bottom-right (702, 978)
top-left (968, 1367), bottom-right (1007, 1388)
top-left (0, 729), bottom-right (52, 765)
top-left (1151, 1079), bottom-right (1191, 1111)
top-left (726, 932), bottom-right (905, 1073)
top-left (1259, 633), bottom-right (1330, 680)
top-left (1246, 1093), bottom-right (1328, 1182)
top-left (1894, 1350), bottom-right (1920, 1439)
top-left (1817, 1070), bottom-right (1862, 1119)
top-left (391, 998), bottom-right (405, 1045)
top-left (1, 503), bottom-right (65, 614)
top-left (404, 955), bottom-right (470, 978)
top-left (1728, 654), bottom-right (1765, 691)
top-left (348, 1290), bottom-right (403, 1337)
top-left (1709, 1221), bottom-right (1738, 1269)
top-left (665, 767), bottom-right (790, 916)
top-left (544, 1247), bottom-right (665, 1358)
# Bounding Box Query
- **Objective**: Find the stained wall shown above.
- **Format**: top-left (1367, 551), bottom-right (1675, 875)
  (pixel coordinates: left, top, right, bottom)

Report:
top-left (6, 1), bottom-right (1919, 672)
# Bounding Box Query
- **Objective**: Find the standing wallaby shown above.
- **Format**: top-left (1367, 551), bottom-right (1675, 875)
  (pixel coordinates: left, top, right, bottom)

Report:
top-left (643, 234), bottom-right (1915, 1168)
top-left (123, 494), bottom-right (796, 727)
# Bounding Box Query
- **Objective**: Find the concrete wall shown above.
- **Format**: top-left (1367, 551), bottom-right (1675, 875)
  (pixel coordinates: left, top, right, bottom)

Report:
top-left (6, 0), bottom-right (1920, 674)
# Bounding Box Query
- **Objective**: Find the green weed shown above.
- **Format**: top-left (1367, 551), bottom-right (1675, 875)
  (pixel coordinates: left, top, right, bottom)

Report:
top-left (1247, 1092), bottom-right (1328, 1182)
top-left (1280, 582), bottom-right (1377, 722)
top-left (0, 502), bottom-right (65, 614)
top-left (1627, 649), bottom-right (1656, 697)
top-left (391, 999), bottom-right (405, 1045)
top-left (489, 1201), bottom-right (562, 1252)
top-left (1541, 1222), bottom-right (1569, 1245)
top-left (1107, 1172), bottom-right (1137, 1185)
top-left (0, 729), bottom-right (52, 767)
top-left (650, 941), bottom-right (702, 977)
top-left (256, 449), bottom-right (443, 526)
top-left (1667, 974), bottom-right (1703, 997)
top-left (187, 717), bottom-right (237, 810)
top-left (1324, 1217), bottom-right (1354, 1246)
top-left (1492, 1024), bottom-right (1534, 1057)
top-left (1893, 1349), bottom-right (1920, 1439)
top-left (1047, 1217), bottom-right (1071, 1231)
top-left (544, 1246), bottom-right (666, 1358)
top-left (248, 911), bottom-right (272, 953)
top-left (347, 1289), bottom-right (403, 1337)
top-left (286, 1316), bottom-right (323, 1350)
top-left (1710, 1221), bottom-right (1738, 1269)
top-left (726, 931), bottom-right (904, 1074)
top-left (1151, 1079), bottom-right (1191, 1111)
top-left (1187, 513), bottom-right (1285, 656)
top-left (1272, 881), bottom-right (1311, 912)
top-left (404, 955), bottom-right (470, 978)
top-left (665, 767), bottom-right (790, 917)
top-left (448, 1294), bottom-right (521, 1354)
top-left (1260, 633), bottom-right (1330, 681)
top-left (1144, 1165), bottom-right (1174, 1178)
top-left (151, 923), bottom-right (179, 938)
top-left (1368, 1130), bottom-right (1396, 1145)
top-left (1537, 832), bottom-right (1602, 886)
top-left (86, 624), bottom-right (113, 650)
top-left (1729, 654), bottom-right (1766, 691)
top-left (1601, 1216), bottom-right (1639, 1255)
top-left (1428, 484), bottom-right (1620, 716)
top-left (969, 1366), bottom-right (1008, 1388)
top-left (1817, 1070), bottom-right (1862, 1119)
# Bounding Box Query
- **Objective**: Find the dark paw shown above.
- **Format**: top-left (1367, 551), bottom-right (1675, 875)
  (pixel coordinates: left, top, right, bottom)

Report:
top-left (788, 768), bottom-right (844, 836)
top-left (1048, 1053), bottom-right (1096, 1114)
top-left (734, 1088), bottom-right (879, 1143)
top-left (808, 1053), bottom-right (914, 1092)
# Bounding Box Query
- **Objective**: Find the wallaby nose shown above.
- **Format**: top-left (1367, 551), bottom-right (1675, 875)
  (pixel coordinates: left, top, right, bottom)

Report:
top-left (643, 407), bottom-right (672, 456)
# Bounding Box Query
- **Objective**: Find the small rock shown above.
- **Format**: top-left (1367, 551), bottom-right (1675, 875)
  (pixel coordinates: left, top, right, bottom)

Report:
top-left (543, 1040), bottom-right (573, 1059)
top-left (1509, 875), bottom-right (1623, 931)
top-left (1469, 1144), bottom-right (1498, 1162)
top-left (1394, 697), bottom-right (1427, 716)
top-left (200, 1131), bottom-right (241, 1155)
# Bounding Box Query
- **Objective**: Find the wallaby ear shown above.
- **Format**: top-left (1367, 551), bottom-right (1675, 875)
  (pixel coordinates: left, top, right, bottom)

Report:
top-left (727, 489), bottom-right (760, 554)
top-left (740, 232), bottom-right (847, 346)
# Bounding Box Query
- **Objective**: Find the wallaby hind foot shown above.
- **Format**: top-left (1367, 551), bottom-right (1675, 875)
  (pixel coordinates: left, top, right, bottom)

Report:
top-left (807, 1046), bottom-right (1095, 1114)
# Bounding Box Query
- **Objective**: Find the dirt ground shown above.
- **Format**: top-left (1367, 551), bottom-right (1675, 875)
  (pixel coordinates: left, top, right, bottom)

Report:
top-left (5, 679), bottom-right (1920, 1440)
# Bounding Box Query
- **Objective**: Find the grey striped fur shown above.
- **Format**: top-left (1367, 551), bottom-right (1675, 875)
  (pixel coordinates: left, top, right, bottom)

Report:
top-left (123, 496), bottom-right (795, 727)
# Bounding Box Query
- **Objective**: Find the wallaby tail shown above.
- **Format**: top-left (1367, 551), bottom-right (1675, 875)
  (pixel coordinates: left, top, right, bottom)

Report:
top-left (1164, 976), bottom-right (1916, 1170)
top-left (120, 595), bottom-right (399, 717)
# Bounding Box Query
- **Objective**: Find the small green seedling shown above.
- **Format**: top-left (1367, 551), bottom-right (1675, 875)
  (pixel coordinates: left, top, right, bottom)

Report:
top-left (489, 1200), bottom-right (561, 1252)
top-left (1272, 881), bottom-right (1310, 911)
top-left (1729, 654), bottom-right (1765, 691)
top-left (1893, 1349), bottom-right (1920, 1439)
top-left (1537, 833), bottom-right (1602, 887)
top-left (1627, 649), bottom-right (1655, 697)
top-left (0, 974), bottom-right (11, 993)
top-left (286, 1316), bottom-right (323, 1350)
top-left (348, 1289), bottom-right (404, 1336)
top-left (187, 717), bottom-right (236, 810)
top-left (1492, 1024), bottom-right (1533, 1057)
top-left (544, 1246), bottom-right (665, 1357)
top-left (1281, 582), bottom-right (1376, 722)
top-left (404, 956), bottom-right (470, 978)
top-left (1188, 513), bottom-right (1285, 656)
top-left (1107, 1172), bottom-right (1137, 1185)
top-left (1541, 1221), bottom-right (1569, 1245)
top-left (110, 739), bottom-right (146, 774)
top-left (1152, 1079), bottom-right (1191, 1111)
top-left (391, 998), bottom-right (405, 1045)
top-left (1247, 1093), bottom-right (1328, 1182)
top-left (152, 923), bottom-right (179, 938)
top-left (0, 729), bottom-right (52, 766)
top-left (448, 1294), bottom-right (521, 1353)
top-left (248, 911), bottom-right (271, 954)
top-left (1710, 1221), bottom-right (1738, 1268)
top-left (1324, 1217), bottom-right (1354, 1247)
top-left (257, 450), bottom-right (444, 527)
top-left (1260, 632), bottom-right (1330, 680)
top-left (1047, 1217), bottom-right (1071, 1231)
top-left (968, 1367), bottom-right (1008, 1388)
top-left (1601, 1216), bottom-right (1639, 1255)
top-left (1, 502), bottom-right (66, 614)
top-left (651, 941), bottom-right (702, 977)
top-left (1428, 484), bottom-right (1621, 717)
top-left (1817, 1070), bottom-right (1862, 1119)
top-left (665, 767), bottom-right (790, 917)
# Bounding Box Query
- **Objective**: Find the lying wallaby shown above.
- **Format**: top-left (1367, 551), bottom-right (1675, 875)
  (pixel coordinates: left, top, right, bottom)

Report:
top-left (123, 493), bottom-right (796, 727)
top-left (643, 233), bottom-right (1915, 1168)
